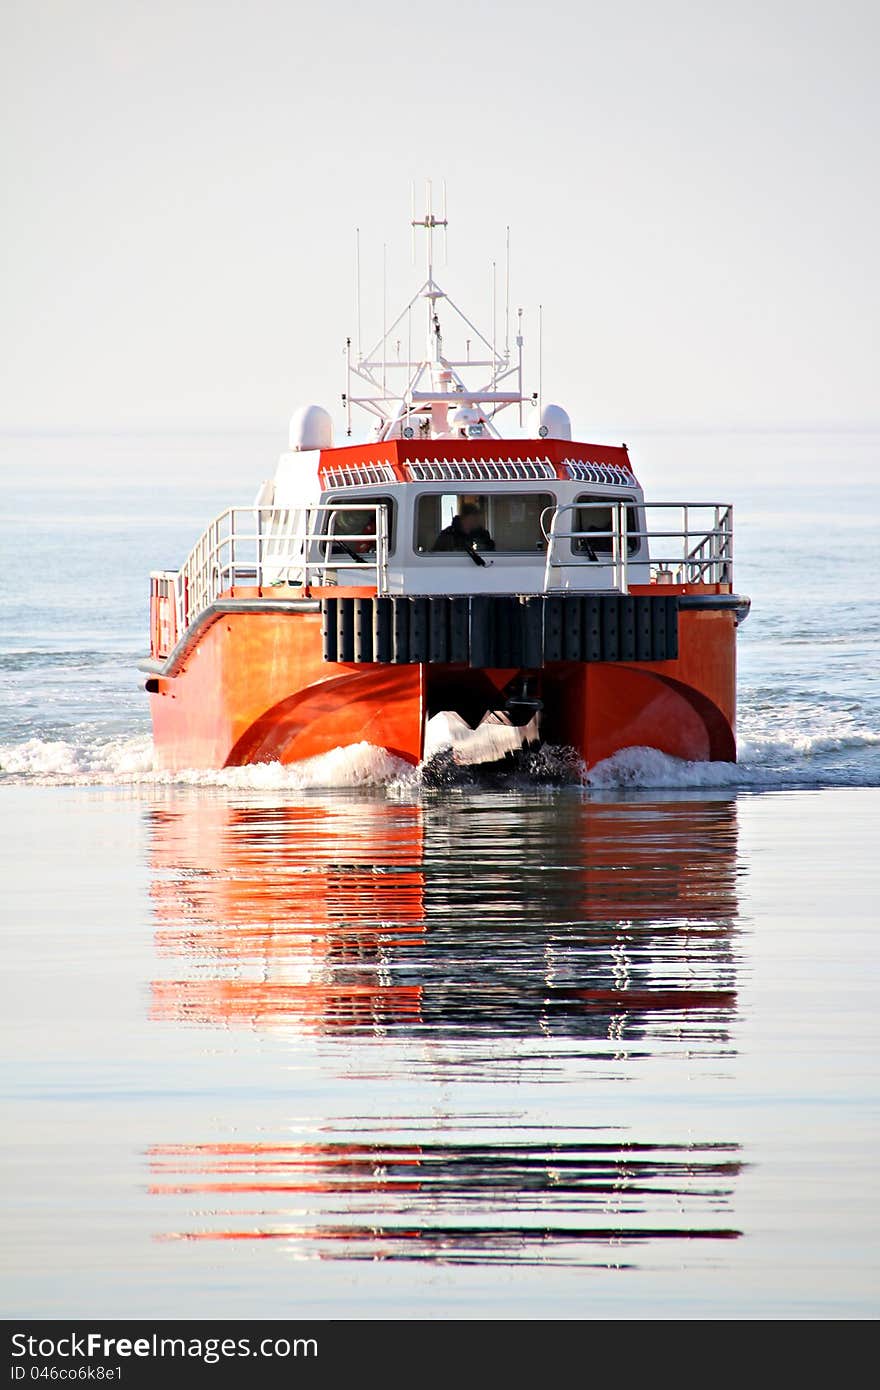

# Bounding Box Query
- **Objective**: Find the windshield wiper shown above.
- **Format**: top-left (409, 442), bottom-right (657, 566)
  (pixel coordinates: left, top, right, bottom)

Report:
top-left (336, 541), bottom-right (367, 564)
top-left (466, 543), bottom-right (487, 567)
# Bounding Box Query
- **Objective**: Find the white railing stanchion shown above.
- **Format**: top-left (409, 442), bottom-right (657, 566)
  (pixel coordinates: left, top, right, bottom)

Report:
top-left (302, 506), bottom-right (312, 592)
top-left (619, 500), bottom-right (628, 591)
top-left (542, 504), bottom-right (562, 592)
top-left (377, 505), bottom-right (389, 594)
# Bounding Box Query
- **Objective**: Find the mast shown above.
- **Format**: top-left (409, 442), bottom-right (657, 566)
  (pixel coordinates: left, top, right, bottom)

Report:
top-left (344, 191), bottom-right (535, 441)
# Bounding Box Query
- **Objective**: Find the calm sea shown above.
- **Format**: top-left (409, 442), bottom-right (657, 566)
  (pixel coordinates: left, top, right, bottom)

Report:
top-left (1, 431), bottom-right (878, 1318)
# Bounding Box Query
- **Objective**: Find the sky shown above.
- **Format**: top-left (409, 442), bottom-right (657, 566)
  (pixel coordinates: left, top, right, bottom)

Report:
top-left (1, 0), bottom-right (878, 441)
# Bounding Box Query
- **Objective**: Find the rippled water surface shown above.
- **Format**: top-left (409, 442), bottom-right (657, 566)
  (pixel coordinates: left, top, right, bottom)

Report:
top-left (1, 432), bottom-right (879, 1317)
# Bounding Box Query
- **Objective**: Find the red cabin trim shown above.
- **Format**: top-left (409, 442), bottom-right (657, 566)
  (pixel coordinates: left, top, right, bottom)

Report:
top-left (318, 438), bottom-right (636, 487)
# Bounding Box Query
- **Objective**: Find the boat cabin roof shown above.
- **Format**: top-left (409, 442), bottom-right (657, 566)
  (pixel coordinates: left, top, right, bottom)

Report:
top-left (317, 437), bottom-right (639, 492)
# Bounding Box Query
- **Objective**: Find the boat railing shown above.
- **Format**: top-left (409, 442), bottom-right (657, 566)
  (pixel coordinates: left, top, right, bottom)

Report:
top-left (542, 501), bottom-right (733, 591)
top-left (152, 503), bottom-right (390, 647)
top-left (149, 499), bottom-right (734, 660)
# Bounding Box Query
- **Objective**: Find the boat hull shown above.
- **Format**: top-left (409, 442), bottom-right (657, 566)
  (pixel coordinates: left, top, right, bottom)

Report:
top-left (146, 595), bottom-right (738, 772)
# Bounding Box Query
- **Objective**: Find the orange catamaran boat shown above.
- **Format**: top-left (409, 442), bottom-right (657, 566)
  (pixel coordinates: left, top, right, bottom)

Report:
top-left (142, 199), bottom-right (749, 774)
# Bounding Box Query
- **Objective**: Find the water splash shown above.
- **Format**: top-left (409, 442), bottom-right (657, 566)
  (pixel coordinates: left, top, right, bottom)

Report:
top-left (585, 727), bottom-right (880, 789)
top-left (2, 720), bottom-right (878, 790)
top-left (0, 734), bottom-right (155, 784)
top-left (0, 735), bottom-right (413, 790)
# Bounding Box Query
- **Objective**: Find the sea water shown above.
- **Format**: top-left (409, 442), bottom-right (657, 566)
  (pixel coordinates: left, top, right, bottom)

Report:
top-left (1, 431), bottom-right (878, 1318)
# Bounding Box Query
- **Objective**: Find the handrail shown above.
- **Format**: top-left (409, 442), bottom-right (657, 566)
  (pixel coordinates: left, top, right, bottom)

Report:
top-left (542, 502), bottom-right (629, 591)
top-left (542, 500), bottom-right (733, 592)
top-left (152, 497), bottom-right (734, 657)
top-left (173, 503), bottom-right (389, 635)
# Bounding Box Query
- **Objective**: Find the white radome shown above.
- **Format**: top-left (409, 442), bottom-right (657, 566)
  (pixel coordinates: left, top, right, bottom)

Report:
top-left (289, 404), bottom-right (334, 452)
top-left (532, 403), bottom-right (572, 441)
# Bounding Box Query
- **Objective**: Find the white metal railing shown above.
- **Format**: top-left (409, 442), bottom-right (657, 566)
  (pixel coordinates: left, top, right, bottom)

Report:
top-left (150, 498), bottom-right (734, 658)
top-left (542, 501), bottom-right (733, 592)
top-left (154, 503), bottom-right (389, 642)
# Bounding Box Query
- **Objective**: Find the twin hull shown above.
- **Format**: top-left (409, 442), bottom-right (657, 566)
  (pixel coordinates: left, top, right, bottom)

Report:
top-left (147, 589), bottom-right (738, 772)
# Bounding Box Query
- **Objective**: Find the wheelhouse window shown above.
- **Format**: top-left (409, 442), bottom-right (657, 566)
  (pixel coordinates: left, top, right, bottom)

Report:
top-left (324, 497), bottom-right (395, 560)
top-left (415, 493), bottom-right (554, 554)
top-left (573, 495), bottom-right (641, 558)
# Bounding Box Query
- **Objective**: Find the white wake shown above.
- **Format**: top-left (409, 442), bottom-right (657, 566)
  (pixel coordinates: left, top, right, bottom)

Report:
top-left (2, 720), bottom-right (878, 791)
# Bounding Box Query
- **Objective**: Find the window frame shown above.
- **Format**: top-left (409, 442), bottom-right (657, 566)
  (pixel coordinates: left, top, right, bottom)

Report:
top-left (571, 493), bottom-right (643, 559)
top-left (321, 494), bottom-right (397, 558)
top-left (413, 489), bottom-right (557, 557)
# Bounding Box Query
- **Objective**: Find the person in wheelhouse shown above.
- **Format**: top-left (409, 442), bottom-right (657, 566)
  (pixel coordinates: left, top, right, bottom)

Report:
top-left (431, 501), bottom-right (496, 557)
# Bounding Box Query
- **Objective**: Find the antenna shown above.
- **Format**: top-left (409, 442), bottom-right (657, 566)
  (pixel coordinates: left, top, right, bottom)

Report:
top-left (382, 242), bottom-right (387, 400)
top-left (538, 303), bottom-right (543, 423)
top-left (491, 260), bottom-right (497, 389)
top-left (442, 179), bottom-right (448, 264)
top-left (517, 307), bottom-right (524, 426)
top-left (425, 177), bottom-right (432, 278)
top-left (504, 226), bottom-right (510, 360)
top-left (410, 181), bottom-right (416, 264)
top-left (410, 177), bottom-right (448, 284)
top-left (355, 227), bottom-right (362, 360)
top-left (348, 190), bottom-right (524, 442)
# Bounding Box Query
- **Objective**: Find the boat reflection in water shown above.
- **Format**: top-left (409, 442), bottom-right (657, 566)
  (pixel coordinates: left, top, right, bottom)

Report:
top-left (147, 789), bottom-right (743, 1265)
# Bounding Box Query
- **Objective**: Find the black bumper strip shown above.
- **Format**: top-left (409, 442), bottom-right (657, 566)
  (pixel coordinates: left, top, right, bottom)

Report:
top-left (139, 592), bottom-right (750, 684)
top-left (678, 594), bottom-right (751, 625)
top-left (322, 594), bottom-right (683, 668)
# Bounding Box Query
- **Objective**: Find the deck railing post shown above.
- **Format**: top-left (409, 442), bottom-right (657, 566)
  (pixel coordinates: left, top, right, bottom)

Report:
top-left (542, 505), bottom-right (561, 592)
top-left (619, 500), bottom-right (628, 591)
top-left (377, 502), bottom-right (389, 594)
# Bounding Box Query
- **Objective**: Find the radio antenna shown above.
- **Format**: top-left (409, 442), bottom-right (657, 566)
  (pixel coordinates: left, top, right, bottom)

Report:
top-left (538, 303), bottom-right (544, 420)
top-left (425, 178), bottom-right (432, 278)
top-left (410, 178), bottom-right (447, 283)
top-left (504, 226), bottom-right (510, 360)
top-left (517, 307), bottom-right (524, 426)
top-left (355, 227), bottom-right (362, 359)
top-left (491, 260), bottom-right (497, 388)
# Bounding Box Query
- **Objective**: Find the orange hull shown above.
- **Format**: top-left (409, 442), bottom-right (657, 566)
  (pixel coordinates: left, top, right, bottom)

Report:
top-left (147, 589), bottom-right (736, 771)
top-left (549, 607), bottom-right (737, 765)
top-left (149, 605), bottom-right (424, 771)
